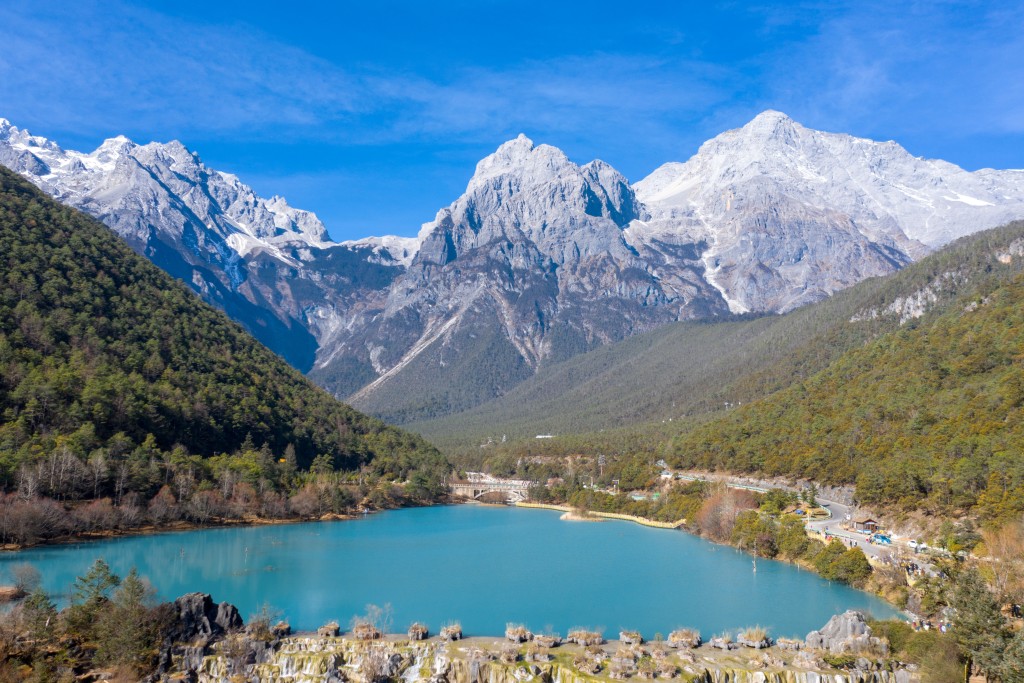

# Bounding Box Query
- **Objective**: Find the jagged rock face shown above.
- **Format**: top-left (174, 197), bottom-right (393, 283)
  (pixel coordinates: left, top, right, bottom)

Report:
top-left (312, 136), bottom-right (727, 421)
top-left (630, 110), bottom-right (1024, 313)
top-left (169, 593), bottom-right (243, 643)
top-left (0, 118), bottom-right (406, 371)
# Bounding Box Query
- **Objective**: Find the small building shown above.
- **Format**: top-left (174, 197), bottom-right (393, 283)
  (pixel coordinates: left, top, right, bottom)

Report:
top-left (853, 518), bottom-right (878, 533)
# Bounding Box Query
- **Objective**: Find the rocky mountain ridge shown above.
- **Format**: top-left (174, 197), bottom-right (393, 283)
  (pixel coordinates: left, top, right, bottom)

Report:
top-left (3, 113), bottom-right (1023, 422)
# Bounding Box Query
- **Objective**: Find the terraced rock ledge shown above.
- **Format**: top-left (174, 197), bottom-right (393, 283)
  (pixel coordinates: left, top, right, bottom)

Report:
top-left (151, 596), bottom-right (916, 683)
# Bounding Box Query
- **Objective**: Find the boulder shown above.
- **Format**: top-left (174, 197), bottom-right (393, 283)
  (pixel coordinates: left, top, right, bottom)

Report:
top-left (804, 611), bottom-right (887, 655)
top-left (381, 653), bottom-right (404, 678)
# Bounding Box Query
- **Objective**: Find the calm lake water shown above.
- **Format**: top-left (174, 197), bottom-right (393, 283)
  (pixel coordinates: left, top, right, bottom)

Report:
top-left (0, 505), bottom-right (897, 637)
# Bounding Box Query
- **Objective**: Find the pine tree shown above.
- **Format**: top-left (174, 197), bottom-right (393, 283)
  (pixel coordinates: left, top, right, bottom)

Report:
top-left (20, 589), bottom-right (57, 642)
top-left (95, 568), bottom-right (156, 670)
top-left (65, 558), bottom-right (121, 637)
top-left (951, 567), bottom-right (1009, 679)
top-left (999, 628), bottom-right (1024, 683)
top-left (72, 558), bottom-right (120, 605)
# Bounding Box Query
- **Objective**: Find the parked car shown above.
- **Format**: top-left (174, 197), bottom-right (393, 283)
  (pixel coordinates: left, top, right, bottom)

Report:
top-left (871, 534), bottom-right (892, 544)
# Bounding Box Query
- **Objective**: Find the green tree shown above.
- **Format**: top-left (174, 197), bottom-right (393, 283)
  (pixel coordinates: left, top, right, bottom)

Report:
top-left (776, 515), bottom-right (811, 559)
top-left (72, 558), bottom-right (120, 605)
top-left (813, 540), bottom-right (847, 579)
top-left (1000, 629), bottom-right (1024, 683)
top-left (830, 548), bottom-right (872, 586)
top-left (94, 568), bottom-right (157, 670)
top-left (65, 558), bottom-right (121, 637)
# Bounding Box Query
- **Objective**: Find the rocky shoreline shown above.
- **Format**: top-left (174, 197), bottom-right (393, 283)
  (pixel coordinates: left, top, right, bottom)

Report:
top-left (151, 594), bottom-right (917, 683)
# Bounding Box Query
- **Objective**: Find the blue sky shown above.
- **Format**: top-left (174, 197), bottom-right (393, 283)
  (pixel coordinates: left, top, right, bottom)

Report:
top-left (2, 1), bottom-right (1022, 241)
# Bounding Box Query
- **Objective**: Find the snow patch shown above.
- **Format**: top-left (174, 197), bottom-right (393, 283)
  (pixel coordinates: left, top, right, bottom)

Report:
top-left (342, 235), bottom-right (420, 267)
top-left (942, 192), bottom-right (993, 207)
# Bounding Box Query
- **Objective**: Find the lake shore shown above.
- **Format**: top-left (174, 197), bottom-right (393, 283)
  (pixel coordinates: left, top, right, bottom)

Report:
top-left (0, 510), bottom-right (363, 552)
top-left (514, 501), bottom-right (686, 528)
top-left (4, 504), bottom-right (897, 638)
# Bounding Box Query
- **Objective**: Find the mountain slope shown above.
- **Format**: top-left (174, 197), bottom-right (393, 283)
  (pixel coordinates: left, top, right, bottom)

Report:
top-left (413, 221), bottom-right (1024, 457)
top-left (0, 166), bottom-right (446, 482)
top-left (0, 118), bottom-right (409, 371)
top-left (332, 117), bottom-right (1024, 422)
top-left (315, 134), bottom-right (728, 422)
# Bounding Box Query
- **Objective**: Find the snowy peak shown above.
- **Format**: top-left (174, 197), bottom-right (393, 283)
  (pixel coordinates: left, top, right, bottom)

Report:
top-left (86, 135), bottom-right (138, 171)
top-left (467, 133), bottom-right (575, 187)
top-left (736, 109), bottom-right (799, 144)
top-left (636, 109), bottom-right (1024, 245)
top-left (0, 119), bottom-right (338, 251)
top-left (630, 109), bottom-right (1024, 314)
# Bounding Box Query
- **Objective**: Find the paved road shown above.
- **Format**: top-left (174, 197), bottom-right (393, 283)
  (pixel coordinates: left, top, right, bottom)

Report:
top-left (806, 498), bottom-right (892, 560)
top-left (808, 498), bottom-right (942, 577)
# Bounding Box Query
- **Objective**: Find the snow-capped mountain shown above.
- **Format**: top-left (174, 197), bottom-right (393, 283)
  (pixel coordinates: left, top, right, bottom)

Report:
top-left (3, 113), bottom-right (1024, 423)
top-left (629, 110), bottom-right (1024, 313)
top-left (0, 118), bottom-right (413, 370)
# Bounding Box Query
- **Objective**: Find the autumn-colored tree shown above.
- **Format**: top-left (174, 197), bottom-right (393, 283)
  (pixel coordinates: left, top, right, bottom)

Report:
top-left (979, 520), bottom-right (1024, 605)
top-left (695, 486), bottom-right (757, 542)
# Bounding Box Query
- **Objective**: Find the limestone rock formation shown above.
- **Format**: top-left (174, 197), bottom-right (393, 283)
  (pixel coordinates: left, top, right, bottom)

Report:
top-left (805, 610), bottom-right (888, 655)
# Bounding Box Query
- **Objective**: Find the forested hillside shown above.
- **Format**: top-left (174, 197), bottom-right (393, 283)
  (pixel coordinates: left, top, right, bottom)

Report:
top-left (0, 167), bottom-right (449, 542)
top-left (668, 261), bottom-right (1024, 519)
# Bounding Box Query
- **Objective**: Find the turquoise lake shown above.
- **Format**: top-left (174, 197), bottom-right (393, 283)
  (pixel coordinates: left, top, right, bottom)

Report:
top-left (0, 505), bottom-right (898, 637)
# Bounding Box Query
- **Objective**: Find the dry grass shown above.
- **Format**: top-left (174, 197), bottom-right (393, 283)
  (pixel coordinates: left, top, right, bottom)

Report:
top-left (668, 628), bottom-right (701, 648)
top-left (738, 626), bottom-right (769, 643)
top-left (568, 628), bottom-right (605, 646)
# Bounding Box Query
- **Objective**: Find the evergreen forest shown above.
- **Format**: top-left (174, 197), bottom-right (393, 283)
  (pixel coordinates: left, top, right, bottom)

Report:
top-left (0, 167), bottom-right (450, 544)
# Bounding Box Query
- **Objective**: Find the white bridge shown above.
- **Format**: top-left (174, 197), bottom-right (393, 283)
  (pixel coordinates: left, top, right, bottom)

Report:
top-left (450, 472), bottom-right (534, 503)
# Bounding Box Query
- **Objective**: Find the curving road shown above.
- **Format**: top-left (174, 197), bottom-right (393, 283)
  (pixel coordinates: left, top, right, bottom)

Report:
top-left (805, 498), bottom-right (891, 560)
